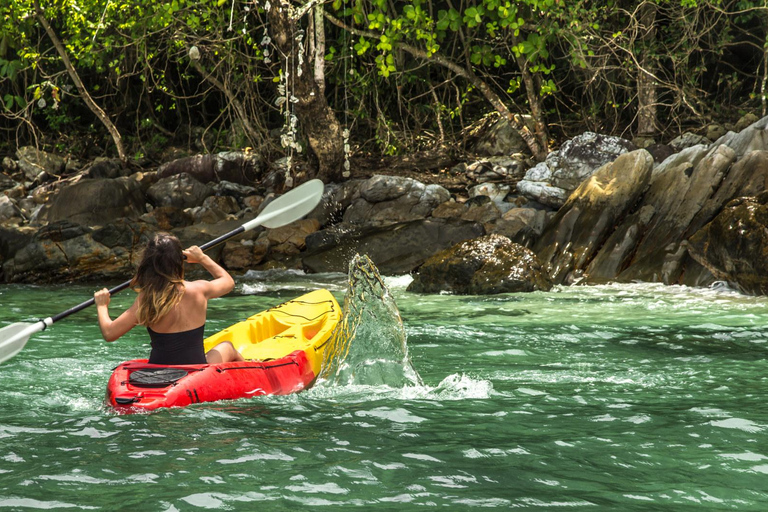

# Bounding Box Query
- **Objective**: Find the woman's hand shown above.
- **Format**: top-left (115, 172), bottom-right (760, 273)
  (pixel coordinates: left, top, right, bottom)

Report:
top-left (94, 288), bottom-right (111, 307)
top-left (183, 245), bottom-right (206, 264)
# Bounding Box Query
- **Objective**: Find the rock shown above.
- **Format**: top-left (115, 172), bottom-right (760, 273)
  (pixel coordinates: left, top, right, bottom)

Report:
top-left (469, 183), bottom-right (511, 203)
top-left (610, 144), bottom-right (737, 284)
top-left (516, 133), bottom-right (635, 209)
top-left (221, 238), bottom-right (270, 270)
top-left (140, 206), bottom-right (194, 230)
top-left (465, 156), bottom-right (526, 183)
top-left (407, 234), bottom-right (552, 294)
top-left (431, 200), bottom-right (467, 219)
top-left (147, 173), bottom-right (214, 209)
top-left (535, 149), bottom-right (654, 284)
top-left (303, 218), bottom-right (485, 275)
top-left (669, 132), bottom-right (709, 151)
top-left (549, 132), bottom-right (637, 190)
top-left (157, 151), bottom-right (263, 186)
top-left (307, 180), bottom-right (361, 226)
top-left (212, 180), bottom-right (257, 202)
top-left (266, 218), bottom-right (321, 256)
top-left (3, 220), bottom-right (127, 283)
top-left (460, 199), bottom-right (502, 226)
top-left (0, 225), bottom-right (35, 263)
top-left (735, 113), bottom-right (759, 132)
top-left (92, 219), bottom-right (156, 250)
top-left (713, 114), bottom-right (768, 158)
top-left (688, 193), bottom-right (768, 295)
top-left (2, 157), bottom-right (19, 175)
top-left (344, 175), bottom-right (450, 225)
top-left (515, 180), bottom-right (568, 209)
top-left (83, 157), bottom-right (128, 179)
top-left (490, 208), bottom-right (548, 247)
top-left (469, 117), bottom-right (527, 156)
top-left (46, 177), bottom-right (146, 226)
top-left (706, 123), bottom-right (727, 141)
top-left (0, 195), bottom-right (19, 221)
top-left (0, 172), bottom-right (15, 191)
top-left (16, 146), bottom-right (65, 181)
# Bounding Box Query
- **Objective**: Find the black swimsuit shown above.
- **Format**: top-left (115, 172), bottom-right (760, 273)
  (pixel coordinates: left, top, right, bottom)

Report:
top-left (147, 324), bottom-right (207, 365)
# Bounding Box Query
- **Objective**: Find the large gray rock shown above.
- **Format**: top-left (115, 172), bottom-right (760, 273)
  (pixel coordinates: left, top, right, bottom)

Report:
top-left (158, 151), bottom-right (264, 186)
top-left (344, 175), bottom-right (450, 225)
top-left (16, 147), bottom-right (65, 181)
top-left (2, 220), bottom-right (128, 283)
top-left (548, 132), bottom-right (637, 190)
top-left (407, 234), bottom-right (552, 294)
top-left (303, 218), bottom-right (485, 275)
top-left (147, 173), bottom-right (214, 209)
top-left (535, 149), bottom-right (654, 284)
top-left (713, 114), bottom-right (768, 158)
top-left (0, 195), bottom-right (19, 221)
top-left (608, 144), bottom-right (736, 284)
top-left (516, 132), bottom-right (636, 208)
top-left (490, 207), bottom-right (549, 247)
top-left (469, 117), bottom-right (527, 156)
top-left (46, 177), bottom-right (146, 226)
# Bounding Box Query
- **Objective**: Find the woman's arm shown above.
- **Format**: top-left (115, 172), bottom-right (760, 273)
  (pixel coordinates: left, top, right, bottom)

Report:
top-left (94, 289), bottom-right (139, 342)
top-left (183, 246), bottom-right (235, 299)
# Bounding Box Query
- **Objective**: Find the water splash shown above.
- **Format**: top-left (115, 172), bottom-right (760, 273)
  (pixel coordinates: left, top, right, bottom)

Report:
top-left (318, 255), bottom-right (422, 388)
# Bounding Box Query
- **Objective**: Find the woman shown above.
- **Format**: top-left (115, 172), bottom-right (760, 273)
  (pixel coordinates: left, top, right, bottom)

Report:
top-left (94, 233), bottom-right (244, 365)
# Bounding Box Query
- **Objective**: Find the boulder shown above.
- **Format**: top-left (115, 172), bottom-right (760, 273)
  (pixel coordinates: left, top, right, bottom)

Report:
top-left (469, 117), bottom-right (527, 156)
top-left (0, 172), bottom-right (15, 191)
top-left (157, 151), bottom-right (263, 186)
top-left (266, 218), bottom-right (321, 256)
top-left (516, 132), bottom-right (636, 208)
top-left (669, 132), bottom-right (709, 151)
top-left (16, 146), bottom-right (65, 181)
top-left (609, 144), bottom-right (736, 284)
top-left (343, 175), bottom-right (450, 225)
top-left (0, 225), bottom-right (35, 263)
top-left (147, 173), bottom-right (214, 209)
top-left (535, 149), bottom-right (654, 284)
top-left (549, 132), bottom-right (636, 190)
top-left (490, 208), bottom-right (549, 247)
top-left (0, 195), bottom-right (19, 221)
top-left (222, 238), bottom-right (270, 270)
top-left (82, 157), bottom-right (128, 179)
top-left (3, 220), bottom-right (128, 283)
top-left (140, 206), bottom-right (194, 230)
top-left (303, 218), bottom-right (485, 275)
top-left (688, 193), bottom-right (768, 295)
top-left (45, 177), bottom-right (146, 226)
top-left (713, 114), bottom-right (768, 158)
top-left (465, 157), bottom-right (526, 183)
top-left (407, 234), bottom-right (552, 294)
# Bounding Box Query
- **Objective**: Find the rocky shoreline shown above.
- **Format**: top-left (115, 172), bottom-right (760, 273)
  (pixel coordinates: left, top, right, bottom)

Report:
top-left (2, 114), bottom-right (768, 295)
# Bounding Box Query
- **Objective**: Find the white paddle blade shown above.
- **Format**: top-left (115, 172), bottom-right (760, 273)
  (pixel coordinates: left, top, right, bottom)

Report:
top-left (243, 179), bottom-right (325, 231)
top-left (0, 322), bottom-right (45, 364)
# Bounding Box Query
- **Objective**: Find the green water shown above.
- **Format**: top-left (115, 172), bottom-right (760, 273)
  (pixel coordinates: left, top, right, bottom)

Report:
top-left (1, 273), bottom-right (768, 510)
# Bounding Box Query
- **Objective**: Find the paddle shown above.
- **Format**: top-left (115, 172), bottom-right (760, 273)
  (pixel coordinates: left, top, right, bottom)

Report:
top-left (0, 178), bottom-right (325, 364)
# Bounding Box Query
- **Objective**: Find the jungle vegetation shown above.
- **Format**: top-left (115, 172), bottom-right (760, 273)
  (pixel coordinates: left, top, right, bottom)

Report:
top-left (1, 0), bottom-right (766, 181)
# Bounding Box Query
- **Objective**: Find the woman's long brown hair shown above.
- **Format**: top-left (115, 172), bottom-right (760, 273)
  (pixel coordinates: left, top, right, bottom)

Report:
top-left (131, 233), bottom-right (185, 326)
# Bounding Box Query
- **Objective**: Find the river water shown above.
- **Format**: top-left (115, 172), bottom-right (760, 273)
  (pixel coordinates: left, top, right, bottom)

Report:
top-left (1, 271), bottom-right (767, 510)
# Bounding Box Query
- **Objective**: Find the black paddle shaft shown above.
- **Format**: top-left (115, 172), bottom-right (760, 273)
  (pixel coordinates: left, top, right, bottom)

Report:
top-left (47, 225), bottom-right (247, 326)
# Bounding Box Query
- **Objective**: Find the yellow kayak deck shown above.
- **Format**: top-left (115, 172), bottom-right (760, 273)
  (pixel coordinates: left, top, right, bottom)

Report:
top-left (203, 289), bottom-right (341, 376)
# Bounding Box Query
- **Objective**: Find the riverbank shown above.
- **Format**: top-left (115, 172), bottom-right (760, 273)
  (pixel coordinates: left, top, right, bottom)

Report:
top-left (2, 113), bottom-right (768, 295)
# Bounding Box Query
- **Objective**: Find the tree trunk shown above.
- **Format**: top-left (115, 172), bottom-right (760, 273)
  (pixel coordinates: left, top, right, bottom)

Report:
top-left (34, 0), bottom-right (127, 163)
top-left (636, 2), bottom-right (658, 137)
top-left (268, 0), bottom-right (344, 183)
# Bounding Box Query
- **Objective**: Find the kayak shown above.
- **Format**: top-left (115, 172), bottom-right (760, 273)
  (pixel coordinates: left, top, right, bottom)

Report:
top-left (105, 289), bottom-right (341, 413)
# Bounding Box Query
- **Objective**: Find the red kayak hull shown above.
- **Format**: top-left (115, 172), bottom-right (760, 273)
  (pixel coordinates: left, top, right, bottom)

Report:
top-left (105, 350), bottom-right (315, 413)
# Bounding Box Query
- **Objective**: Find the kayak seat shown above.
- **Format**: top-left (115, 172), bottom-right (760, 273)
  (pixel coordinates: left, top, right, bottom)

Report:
top-left (129, 368), bottom-right (189, 388)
